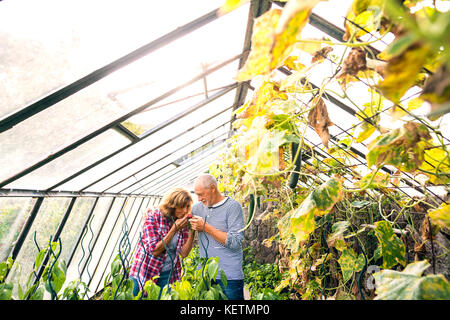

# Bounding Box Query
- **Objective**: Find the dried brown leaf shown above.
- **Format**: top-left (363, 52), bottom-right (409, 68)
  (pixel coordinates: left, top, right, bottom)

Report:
top-left (307, 96), bottom-right (334, 148)
top-left (311, 46), bottom-right (333, 64)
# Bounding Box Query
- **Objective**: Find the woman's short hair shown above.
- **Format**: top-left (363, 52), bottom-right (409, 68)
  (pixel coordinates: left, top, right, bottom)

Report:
top-left (158, 187), bottom-right (193, 218)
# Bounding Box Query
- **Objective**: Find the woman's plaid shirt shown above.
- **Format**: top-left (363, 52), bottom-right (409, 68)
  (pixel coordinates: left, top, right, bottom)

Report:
top-left (129, 207), bottom-right (189, 288)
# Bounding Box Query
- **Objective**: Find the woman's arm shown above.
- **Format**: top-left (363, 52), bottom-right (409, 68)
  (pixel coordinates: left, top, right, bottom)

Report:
top-left (180, 229), bottom-right (196, 258)
top-left (152, 215), bottom-right (189, 257)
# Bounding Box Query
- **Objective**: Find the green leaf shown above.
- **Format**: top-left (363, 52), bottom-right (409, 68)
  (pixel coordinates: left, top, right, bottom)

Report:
top-left (327, 221), bottom-right (350, 247)
top-left (374, 260), bottom-right (450, 300)
top-left (220, 270), bottom-right (228, 289)
top-left (0, 263), bottom-right (7, 283)
top-left (30, 286), bottom-right (45, 300)
top-left (367, 121), bottom-right (432, 172)
top-left (338, 248), bottom-right (366, 283)
top-left (385, 33), bottom-right (419, 59)
top-left (259, 130), bottom-right (299, 154)
top-left (174, 280), bottom-right (193, 300)
top-left (290, 177), bottom-right (343, 244)
top-left (374, 221), bottom-right (406, 269)
top-left (0, 283), bottom-right (13, 300)
top-left (34, 249), bottom-right (47, 271)
top-left (144, 280), bottom-right (161, 300)
top-left (207, 258), bottom-right (219, 281)
top-left (111, 258), bottom-right (121, 276)
top-left (203, 289), bottom-right (215, 300)
top-left (351, 200), bottom-right (371, 208)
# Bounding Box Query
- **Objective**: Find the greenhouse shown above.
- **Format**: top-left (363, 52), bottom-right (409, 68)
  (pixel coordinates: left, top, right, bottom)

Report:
top-left (0, 0), bottom-right (449, 302)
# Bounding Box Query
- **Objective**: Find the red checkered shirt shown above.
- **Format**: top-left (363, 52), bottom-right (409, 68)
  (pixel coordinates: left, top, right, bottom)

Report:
top-left (129, 207), bottom-right (189, 288)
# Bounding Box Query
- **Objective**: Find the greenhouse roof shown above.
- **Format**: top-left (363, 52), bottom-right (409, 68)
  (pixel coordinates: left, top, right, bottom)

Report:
top-left (1, 0), bottom-right (448, 199)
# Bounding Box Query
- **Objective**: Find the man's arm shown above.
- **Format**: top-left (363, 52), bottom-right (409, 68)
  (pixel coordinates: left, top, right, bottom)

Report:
top-left (223, 202), bottom-right (244, 251)
top-left (189, 202), bottom-right (244, 250)
top-left (189, 216), bottom-right (227, 245)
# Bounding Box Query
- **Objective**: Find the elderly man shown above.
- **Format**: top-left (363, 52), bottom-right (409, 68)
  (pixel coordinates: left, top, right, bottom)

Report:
top-left (188, 174), bottom-right (245, 300)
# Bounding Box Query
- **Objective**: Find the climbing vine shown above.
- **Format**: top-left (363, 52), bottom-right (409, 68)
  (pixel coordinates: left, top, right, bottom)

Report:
top-left (213, 0), bottom-right (450, 299)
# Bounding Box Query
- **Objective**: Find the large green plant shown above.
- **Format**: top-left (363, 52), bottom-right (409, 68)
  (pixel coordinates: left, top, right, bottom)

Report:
top-left (213, 0), bottom-right (450, 300)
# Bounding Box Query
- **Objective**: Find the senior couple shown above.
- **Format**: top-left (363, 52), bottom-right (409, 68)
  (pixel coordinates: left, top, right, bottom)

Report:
top-left (129, 174), bottom-right (245, 300)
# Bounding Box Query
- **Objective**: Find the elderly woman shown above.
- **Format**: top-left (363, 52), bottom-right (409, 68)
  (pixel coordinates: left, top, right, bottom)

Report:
top-left (129, 188), bottom-right (195, 297)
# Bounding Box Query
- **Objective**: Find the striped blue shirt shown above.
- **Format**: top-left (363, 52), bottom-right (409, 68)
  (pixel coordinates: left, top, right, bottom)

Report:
top-left (192, 197), bottom-right (244, 280)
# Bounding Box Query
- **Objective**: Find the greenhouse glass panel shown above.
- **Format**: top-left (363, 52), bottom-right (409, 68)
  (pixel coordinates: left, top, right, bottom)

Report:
top-left (3, 130), bottom-right (131, 190)
top-left (97, 197), bottom-right (145, 288)
top-left (128, 198), bottom-right (151, 250)
top-left (0, 0), bottom-right (223, 118)
top-left (6, 197), bottom-right (71, 291)
top-left (132, 141), bottom-right (226, 195)
top-left (122, 132), bottom-right (228, 195)
top-left (0, 197), bottom-right (36, 261)
top-left (105, 119), bottom-right (230, 194)
top-left (58, 197), bottom-right (96, 266)
top-left (148, 145), bottom-right (226, 195)
top-left (156, 161), bottom-right (215, 196)
top-left (55, 85), bottom-right (236, 192)
top-left (124, 165), bottom-right (179, 195)
top-left (72, 88), bottom-right (236, 193)
top-left (65, 197), bottom-right (113, 284)
top-left (100, 120), bottom-right (230, 194)
top-left (121, 60), bottom-right (242, 136)
top-left (81, 197), bottom-right (125, 289)
top-left (130, 147), bottom-right (223, 195)
top-left (0, 3), bottom-right (248, 189)
top-left (88, 197), bottom-right (138, 293)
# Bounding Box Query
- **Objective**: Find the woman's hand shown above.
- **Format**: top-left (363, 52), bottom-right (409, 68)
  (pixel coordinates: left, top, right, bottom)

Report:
top-left (174, 214), bottom-right (189, 231)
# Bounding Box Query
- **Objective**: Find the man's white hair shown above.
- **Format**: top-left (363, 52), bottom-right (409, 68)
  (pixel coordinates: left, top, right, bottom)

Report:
top-left (194, 174), bottom-right (218, 189)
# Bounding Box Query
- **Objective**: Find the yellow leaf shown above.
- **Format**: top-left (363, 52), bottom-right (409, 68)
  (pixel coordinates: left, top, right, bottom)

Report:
top-left (428, 204), bottom-right (450, 229)
top-left (377, 43), bottom-right (430, 103)
top-left (419, 146), bottom-right (450, 185)
top-left (355, 122), bottom-right (376, 143)
top-left (276, 0), bottom-right (325, 34)
top-left (367, 121), bottom-right (432, 172)
top-left (390, 97), bottom-right (425, 119)
top-left (294, 39), bottom-right (323, 55)
top-left (236, 9), bottom-right (282, 81)
top-left (219, 0), bottom-right (249, 15)
top-left (289, 177), bottom-right (343, 244)
top-left (236, 2), bottom-right (317, 81)
top-left (271, 7), bottom-right (312, 70)
top-left (237, 81), bottom-right (287, 119)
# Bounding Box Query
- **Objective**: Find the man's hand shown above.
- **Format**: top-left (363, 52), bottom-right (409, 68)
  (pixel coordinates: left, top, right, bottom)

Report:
top-left (188, 215), bottom-right (206, 231)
